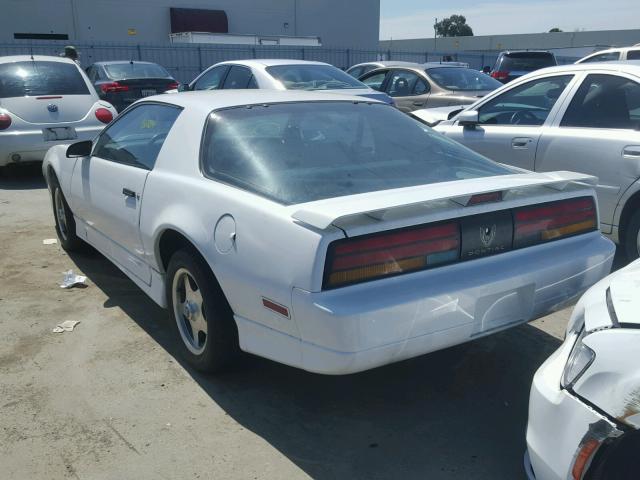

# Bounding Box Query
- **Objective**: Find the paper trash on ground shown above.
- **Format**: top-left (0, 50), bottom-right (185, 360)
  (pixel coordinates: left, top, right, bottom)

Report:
top-left (53, 320), bottom-right (81, 333)
top-left (60, 270), bottom-right (87, 289)
top-left (43, 238), bottom-right (58, 245)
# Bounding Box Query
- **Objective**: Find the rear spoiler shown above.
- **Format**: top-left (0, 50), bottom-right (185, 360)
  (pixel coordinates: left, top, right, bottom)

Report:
top-left (291, 171), bottom-right (597, 230)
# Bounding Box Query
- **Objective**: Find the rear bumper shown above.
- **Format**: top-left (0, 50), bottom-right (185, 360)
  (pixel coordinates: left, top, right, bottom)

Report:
top-left (0, 125), bottom-right (103, 166)
top-left (236, 232), bottom-right (614, 374)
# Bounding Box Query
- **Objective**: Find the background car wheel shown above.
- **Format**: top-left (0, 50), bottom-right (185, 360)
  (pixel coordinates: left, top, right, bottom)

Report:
top-left (166, 249), bottom-right (240, 372)
top-left (49, 174), bottom-right (83, 251)
top-left (623, 210), bottom-right (640, 261)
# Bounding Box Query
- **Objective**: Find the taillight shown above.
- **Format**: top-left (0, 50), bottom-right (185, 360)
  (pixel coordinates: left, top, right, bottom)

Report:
top-left (323, 222), bottom-right (460, 289)
top-left (100, 82), bottom-right (129, 93)
top-left (95, 108), bottom-right (113, 124)
top-left (167, 82), bottom-right (179, 90)
top-left (0, 113), bottom-right (11, 130)
top-left (491, 71), bottom-right (509, 80)
top-left (514, 197), bottom-right (597, 248)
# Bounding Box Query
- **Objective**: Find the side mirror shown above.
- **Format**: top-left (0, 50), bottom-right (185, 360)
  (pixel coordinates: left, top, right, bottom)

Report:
top-left (66, 140), bottom-right (92, 158)
top-left (458, 110), bottom-right (480, 128)
top-left (482, 66), bottom-right (491, 74)
top-left (178, 83), bottom-right (190, 92)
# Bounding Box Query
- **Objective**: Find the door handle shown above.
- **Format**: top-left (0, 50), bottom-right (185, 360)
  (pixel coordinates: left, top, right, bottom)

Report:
top-left (412, 101), bottom-right (425, 106)
top-left (623, 146), bottom-right (640, 158)
top-left (122, 187), bottom-right (136, 198)
top-left (512, 137), bottom-right (533, 149)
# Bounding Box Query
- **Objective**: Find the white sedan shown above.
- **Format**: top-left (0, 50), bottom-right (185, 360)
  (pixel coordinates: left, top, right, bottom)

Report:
top-left (175, 59), bottom-right (394, 105)
top-left (526, 259), bottom-right (640, 480)
top-left (43, 90), bottom-right (614, 374)
top-left (0, 55), bottom-right (117, 169)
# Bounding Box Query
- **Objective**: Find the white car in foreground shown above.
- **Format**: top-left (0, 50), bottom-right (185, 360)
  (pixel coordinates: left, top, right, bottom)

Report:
top-left (526, 259), bottom-right (640, 480)
top-left (0, 55), bottom-right (116, 169)
top-left (43, 90), bottom-right (614, 374)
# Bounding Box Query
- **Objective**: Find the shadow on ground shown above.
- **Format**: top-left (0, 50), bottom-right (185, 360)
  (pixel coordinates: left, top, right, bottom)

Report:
top-left (0, 164), bottom-right (47, 190)
top-left (68, 247), bottom-right (570, 480)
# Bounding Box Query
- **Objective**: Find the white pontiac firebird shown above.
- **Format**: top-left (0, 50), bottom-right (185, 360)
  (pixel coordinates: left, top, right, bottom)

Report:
top-left (43, 90), bottom-right (615, 374)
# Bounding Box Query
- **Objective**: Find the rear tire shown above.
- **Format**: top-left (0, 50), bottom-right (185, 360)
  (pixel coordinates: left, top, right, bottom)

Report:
top-left (166, 249), bottom-right (240, 373)
top-left (49, 174), bottom-right (83, 252)
top-left (623, 210), bottom-right (640, 261)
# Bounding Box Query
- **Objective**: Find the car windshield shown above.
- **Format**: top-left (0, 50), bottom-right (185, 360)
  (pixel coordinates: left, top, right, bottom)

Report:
top-left (427, 67), bottom-right (502, 91)
top-left (0, 61), bottom-right (89, 98)
top-left (104, 62), bottom-right (171, 80)
top-left (266, 64), bottom-right (365, 90)
top-left (497, 53), bottom-right (556, 71)
top-left (202, 102), bottom-right (511, 205)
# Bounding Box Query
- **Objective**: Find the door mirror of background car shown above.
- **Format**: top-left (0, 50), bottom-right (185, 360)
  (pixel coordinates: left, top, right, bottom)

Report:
top-left (458, 110), bottom-right (480, 128)
top-left (482, 66), bottom-right (491, 74)
top-left (178, 83), bottom-right (190, 92)
top-left (66, 140), bottom-right (93, 158)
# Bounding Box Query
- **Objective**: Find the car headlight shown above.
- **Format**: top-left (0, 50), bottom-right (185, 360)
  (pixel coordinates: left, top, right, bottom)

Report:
top-left (561, 323), bottom-right (596, 389)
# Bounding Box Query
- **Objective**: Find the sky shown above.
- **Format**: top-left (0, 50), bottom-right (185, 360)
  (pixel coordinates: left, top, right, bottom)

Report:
top-left (380, 0), bottom-right (640, 39)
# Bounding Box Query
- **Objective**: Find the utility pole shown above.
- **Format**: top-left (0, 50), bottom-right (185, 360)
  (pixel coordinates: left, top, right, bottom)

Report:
top-left (434, 17), bottom-right (437, 53)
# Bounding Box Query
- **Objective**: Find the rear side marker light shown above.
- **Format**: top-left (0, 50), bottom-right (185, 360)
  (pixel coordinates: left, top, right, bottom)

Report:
top-left (324, 222), bottom-right (460, 289)
top-left (167, 82), bottom-right (179, 90)
top-left (262, 298), bottom-right (290, 318)
top-left (514, 197), bottom-right (596, 248)
top-left (0, 113), bottom-right (11, 130)
top-left (95, 108), bottom-right (113, 124)
top-left (491, 71), bottom-right (509, 80)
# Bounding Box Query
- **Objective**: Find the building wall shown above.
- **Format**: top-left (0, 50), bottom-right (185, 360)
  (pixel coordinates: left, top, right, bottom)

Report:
top-left (1, 0), bottom-right (380, 49)
top-left (379, 29), bottom-right (640, 54)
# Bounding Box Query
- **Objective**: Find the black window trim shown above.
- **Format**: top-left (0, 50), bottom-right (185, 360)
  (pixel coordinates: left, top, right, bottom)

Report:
top-left (91, 101), bottom-right (184, 171)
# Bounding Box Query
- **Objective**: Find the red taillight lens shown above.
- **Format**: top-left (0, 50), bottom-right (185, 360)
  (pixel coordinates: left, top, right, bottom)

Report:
top-left (0, 113), bottom-right (11, 130)
top-left (95, 108), bottom-right (113, 124)
top-left (100, 82), bottom-right (129, 93)
top-left (324, 222), bottom-right (460, 289)
top-left (514, 197), bottom-right (597, 248)
top-left (167, 82), bottom-right (179, 90)
top-left (491, 71), bottom-right (509, 80)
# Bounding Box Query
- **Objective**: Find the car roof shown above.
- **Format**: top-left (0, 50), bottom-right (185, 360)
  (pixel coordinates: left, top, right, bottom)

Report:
top-left (144, 90), bottom-right (386, 115)
top-left (92, 60), bottom-right (162, 66)
top-left (0, 55), bottom-right (78, 65)
top-left (215, 59), bottom-right (330, 68)
top-left (524, 60), bottom-right (640, 77)
top-left (499, 50), bottom-right (554, 55)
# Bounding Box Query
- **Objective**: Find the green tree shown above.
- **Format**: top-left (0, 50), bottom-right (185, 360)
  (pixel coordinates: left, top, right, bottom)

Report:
top-left (549, 27), bottom-right (563, 32)
top-left (435, 15), bottom-right (474, 37)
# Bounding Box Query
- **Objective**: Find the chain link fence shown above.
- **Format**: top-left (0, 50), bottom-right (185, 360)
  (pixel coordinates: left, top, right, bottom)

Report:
top-left (0, 40), bottom-right (580, 83)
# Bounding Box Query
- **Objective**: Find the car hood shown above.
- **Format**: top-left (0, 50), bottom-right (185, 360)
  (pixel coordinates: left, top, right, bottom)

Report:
top-left (410, 106), bottom-right (466, 126)
top-left (608, 260), bottom-right (640, 327)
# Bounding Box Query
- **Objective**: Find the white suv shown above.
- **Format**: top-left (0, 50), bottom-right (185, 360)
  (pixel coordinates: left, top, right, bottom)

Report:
top-left (576, 45), bottom-right (640, 63)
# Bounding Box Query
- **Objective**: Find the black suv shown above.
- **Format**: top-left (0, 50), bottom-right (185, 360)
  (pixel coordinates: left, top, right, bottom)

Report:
top-left (488, 51), bottom-right (557, 83)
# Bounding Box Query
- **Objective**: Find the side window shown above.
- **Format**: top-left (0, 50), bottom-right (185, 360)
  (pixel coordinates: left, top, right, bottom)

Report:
top-left (347, 66), bottom-right (363, 78)
top-left (386, 70), bottom-right (421, 97)
top-left (247, 75), bottom-right (258, 89)
top-left (627, 50), bottom-right (640, 60)
top-left (477, 75), bottom-right (573, 126)
top-left (581, 52), bottom-right (620, 63)
top-left (193, 66), bottom-right (228, 91)
top-left (93, 104), bottom-right (182, 170)
top-left (413, 78), bottom-right (430, 95)
top-left (222, 66), bottom-right (254, 89)
top-left (561, 74), bottom-right (640, 130)
top-left (361, 71), bottom-right (388, 91)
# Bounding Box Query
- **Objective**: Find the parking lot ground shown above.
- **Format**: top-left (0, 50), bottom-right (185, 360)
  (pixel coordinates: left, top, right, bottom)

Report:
top-left (0, 165), bottom-right (626, 480)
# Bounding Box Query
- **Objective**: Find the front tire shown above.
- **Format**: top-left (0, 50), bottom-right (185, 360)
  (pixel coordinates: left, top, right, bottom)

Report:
top-left (623, 210), bottom-right (640, 261)
top-left (49, 174), bottom-right (83, 251)
top-left (166, 249), bottom-right (239, 372)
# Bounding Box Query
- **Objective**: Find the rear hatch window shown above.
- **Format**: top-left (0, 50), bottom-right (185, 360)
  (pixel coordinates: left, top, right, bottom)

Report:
top-left (497, 52), bottom-right (556, 72)
top-left (0, 61), bottom-right (89, 98)
top-left (202, 101), bottom-right (511, 205)
top-left (104, 62), bottom-right (171, 80)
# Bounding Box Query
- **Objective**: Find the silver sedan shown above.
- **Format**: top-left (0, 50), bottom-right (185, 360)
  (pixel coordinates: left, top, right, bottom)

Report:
top-left (432, 62), bottom-right (640, 259)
